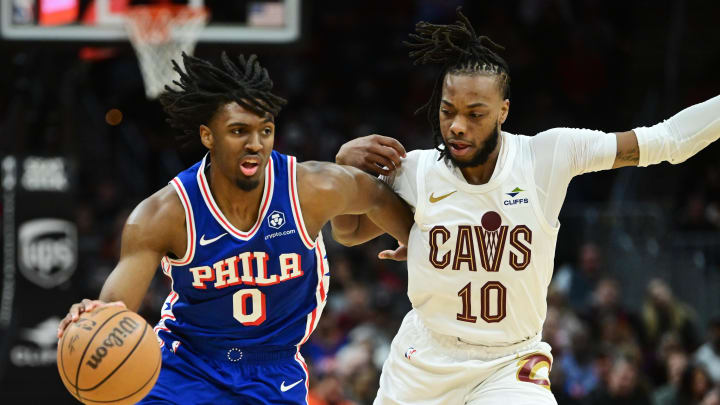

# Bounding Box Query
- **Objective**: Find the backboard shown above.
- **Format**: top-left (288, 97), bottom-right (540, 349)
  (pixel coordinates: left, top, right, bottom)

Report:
top-left (1, 0), bottom-right (300, 43)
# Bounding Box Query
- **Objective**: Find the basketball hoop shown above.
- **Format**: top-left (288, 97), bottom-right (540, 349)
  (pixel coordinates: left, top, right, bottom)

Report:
top-left (124, 5), bottom-right (209, 99)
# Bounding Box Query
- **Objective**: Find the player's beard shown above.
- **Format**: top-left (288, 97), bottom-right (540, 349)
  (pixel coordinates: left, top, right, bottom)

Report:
top-left (236, 178), bottom-right (260, 191)
top-left (444, 124), bottom-right (500, 169)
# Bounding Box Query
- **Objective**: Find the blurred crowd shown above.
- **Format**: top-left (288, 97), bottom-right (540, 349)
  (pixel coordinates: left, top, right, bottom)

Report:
top-left (2, 1), bottom-right (720, 404)
top-left (546, 242), bottom-right (720, 405)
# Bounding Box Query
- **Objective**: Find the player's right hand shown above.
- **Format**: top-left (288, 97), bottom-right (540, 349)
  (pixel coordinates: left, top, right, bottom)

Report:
top-left (57, 299), bottom-right (126, 339)
top-left (378, 241), bottom-right (408, 261)
top-left (336, 134), bottom-right (407, 176)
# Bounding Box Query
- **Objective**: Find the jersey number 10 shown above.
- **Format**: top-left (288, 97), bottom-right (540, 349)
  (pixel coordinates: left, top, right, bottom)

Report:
top-left (457, 281), bottom-right (506, 323)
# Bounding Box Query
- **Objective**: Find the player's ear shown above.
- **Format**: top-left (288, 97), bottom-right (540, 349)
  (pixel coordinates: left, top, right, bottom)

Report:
top-left (199, 125), bottom-right (214, 150)
top-left (499, 99), bottom-right (510, 125)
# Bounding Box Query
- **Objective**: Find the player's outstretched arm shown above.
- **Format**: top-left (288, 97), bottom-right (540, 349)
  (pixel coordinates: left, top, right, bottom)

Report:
top-left (613, 94), bottom-right (720, 168)
top-left (298, 161), bottom-right (413, 247)
top-left (57, 186), bottom-right (185, 338)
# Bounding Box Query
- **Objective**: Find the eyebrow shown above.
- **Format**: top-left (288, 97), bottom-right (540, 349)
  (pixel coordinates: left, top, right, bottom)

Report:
top-left (441, 99), bottom-right (489, 108)
top-left (226, 117), bottom-right (274, 128)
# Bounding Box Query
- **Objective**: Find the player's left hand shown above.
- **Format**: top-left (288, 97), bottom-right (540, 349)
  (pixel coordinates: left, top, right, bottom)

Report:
top-left (336, 134), bottom-right (407, 176)
top-left (378, 241), bottom-right (407, 261)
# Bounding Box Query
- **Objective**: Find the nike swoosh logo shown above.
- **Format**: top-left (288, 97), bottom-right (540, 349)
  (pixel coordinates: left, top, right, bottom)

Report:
top-left (199, 233), bottom-right (228, 246)
top-left (280, 379), bottom-right (303, 392)
top-left (429, 190), bottom-right (457, 203)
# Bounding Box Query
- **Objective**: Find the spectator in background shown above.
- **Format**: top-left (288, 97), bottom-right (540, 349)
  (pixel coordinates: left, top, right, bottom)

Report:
top-left (543, 287), bottom-right (584, 356)
top-left (652, 349), bottom-right (689, 405)
top-left (674, 365), bottom-right (715, 405)
top-left (308, 374), bottom-right (356, 405)
top-left (695, 317), bottom-right (720, 383)
top-left (585, 356), bottom-right (652, 405)
top-left (701, 387), bottom-right (720, 405)
top-left (642, 278), bottom-right (699, 352)
top-left (582, 278), bottom-right (641, 352)
top-left (559, 326), bottom-right (600, 400)
top-left (551, 242), bottom-right (603, 311)
top-left (678, 192), bottom-right (717, 231)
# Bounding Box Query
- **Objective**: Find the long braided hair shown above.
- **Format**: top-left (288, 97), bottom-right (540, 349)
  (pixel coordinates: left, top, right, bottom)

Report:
top-left (404, 8), bottom-right (510, 158)
top-left (159, 52), bottom-right (287, 148)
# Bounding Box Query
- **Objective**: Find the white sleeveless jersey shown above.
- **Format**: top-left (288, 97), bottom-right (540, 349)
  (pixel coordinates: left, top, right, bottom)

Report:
top-left (388, 130), bottom-right (616, 346)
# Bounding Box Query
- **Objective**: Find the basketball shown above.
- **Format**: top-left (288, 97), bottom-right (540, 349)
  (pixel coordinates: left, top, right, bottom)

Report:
top-left (481, 211), bottom-right (502, 232)
top-left (57, 306), bottom-right (162, 404)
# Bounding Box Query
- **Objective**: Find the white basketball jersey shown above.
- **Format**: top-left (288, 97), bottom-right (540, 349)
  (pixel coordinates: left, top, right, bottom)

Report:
top-left (401, 132), bottom-right (560, 346)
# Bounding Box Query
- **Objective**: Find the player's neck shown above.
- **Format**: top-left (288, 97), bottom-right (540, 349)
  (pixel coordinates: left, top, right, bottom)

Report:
top-left (458, 137), bottom-right (502, 185)
top-left (207, 164), bottom-right (265, 231)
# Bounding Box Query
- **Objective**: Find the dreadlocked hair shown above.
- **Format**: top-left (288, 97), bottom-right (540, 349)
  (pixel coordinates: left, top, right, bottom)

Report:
top-left (404, 7), bottom-right (510, 159)
top-left (159, 51), bottom-right (287, 148)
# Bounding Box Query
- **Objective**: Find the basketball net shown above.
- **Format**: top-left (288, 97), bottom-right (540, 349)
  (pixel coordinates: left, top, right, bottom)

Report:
top-left (485, 230), bottom-right (500, 268)
top-left (124, 5), bottom-right (209, 99)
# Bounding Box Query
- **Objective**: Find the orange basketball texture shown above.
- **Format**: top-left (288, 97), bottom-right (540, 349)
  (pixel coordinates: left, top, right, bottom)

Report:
top-left (57, 306), bottom-right (162, 404)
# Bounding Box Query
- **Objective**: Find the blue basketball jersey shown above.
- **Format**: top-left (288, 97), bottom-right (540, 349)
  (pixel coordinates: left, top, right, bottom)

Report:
top-left (154, 151), bottom-right (330, 356)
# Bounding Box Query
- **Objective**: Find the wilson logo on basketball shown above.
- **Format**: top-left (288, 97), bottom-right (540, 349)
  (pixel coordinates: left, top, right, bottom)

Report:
top-left (86, 317), bottom-right (140, 369)
top-left (58, 306), bottom-right (161, 404)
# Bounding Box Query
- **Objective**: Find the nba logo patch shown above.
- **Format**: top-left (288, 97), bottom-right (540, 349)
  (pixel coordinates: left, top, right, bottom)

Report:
top-left (404, 346), bottom-right (417, 360)
top-left (268, 210), bottom-right (286, 229)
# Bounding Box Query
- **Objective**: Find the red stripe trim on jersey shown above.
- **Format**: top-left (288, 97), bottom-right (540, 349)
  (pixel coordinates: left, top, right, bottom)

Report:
top-left (316, 241), bottom-right (327, 302)
top-left (288, 157), bottom-right (316, 249)
top-left (197, 155), bottom-right (274, 240)
top-left (294, 351), bottom-right (310, 405)
top-left (300, 309), bottom-right (317, 346)
top-left (156, 259), bottom-right (179, 343)
top-left (299, 239), bottom-right (327, 345)
top-left (168, 178), bottom-right (195, 265)
top-left (160, 257), bottom-right (171, 275)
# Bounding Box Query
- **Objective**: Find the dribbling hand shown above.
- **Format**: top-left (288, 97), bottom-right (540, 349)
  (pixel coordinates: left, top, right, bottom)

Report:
top-left (378, 241), bottom-right (408, 261)
top-left (336, 134), bottom-right (407, 176)
top-left (57, 299), bottom-right (126, 339)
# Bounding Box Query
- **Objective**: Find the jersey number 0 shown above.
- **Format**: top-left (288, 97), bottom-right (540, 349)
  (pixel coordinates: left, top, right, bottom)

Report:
top-left (233, 289), bottom-right (267, 326)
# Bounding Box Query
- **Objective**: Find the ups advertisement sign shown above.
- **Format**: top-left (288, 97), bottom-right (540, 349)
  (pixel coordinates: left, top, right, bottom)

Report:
top-left (1, 156), bottom-right (79, 402)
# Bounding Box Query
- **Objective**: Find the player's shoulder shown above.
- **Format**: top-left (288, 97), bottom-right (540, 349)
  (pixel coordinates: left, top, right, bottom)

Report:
top-left (400, 148), bottom-right (437, 173)
top-left (297, 160), bottom-right (345, 179)
top-left (296, 161), bottom-right (351, 194)
top-left (528, 127), bottom-right (593, 141)
top-left (405, 148), bottom-right (436, 162)
top-left (127, 185), bottom-right (185, 232)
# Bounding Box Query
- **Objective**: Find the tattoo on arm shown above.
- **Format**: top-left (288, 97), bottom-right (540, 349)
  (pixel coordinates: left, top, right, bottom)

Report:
top-left (613, 131), bottom-right (640, 168)
top-left (616, 144), bottom-right (639, 163)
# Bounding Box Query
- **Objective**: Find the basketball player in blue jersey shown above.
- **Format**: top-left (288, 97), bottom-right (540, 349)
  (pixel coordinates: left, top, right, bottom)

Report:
top-left (56, 52), bottom-right (413, 404)
top-left (332, 9), bottom-right (719, 405)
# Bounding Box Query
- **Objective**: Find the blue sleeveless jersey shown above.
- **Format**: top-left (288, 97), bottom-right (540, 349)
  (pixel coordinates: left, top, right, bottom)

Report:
top-left (154, 151), bottom-right (330, 356)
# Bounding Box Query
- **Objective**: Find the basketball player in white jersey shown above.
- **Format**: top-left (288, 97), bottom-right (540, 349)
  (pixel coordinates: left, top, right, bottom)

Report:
top-left (331, 9), bottom-right (720, 405)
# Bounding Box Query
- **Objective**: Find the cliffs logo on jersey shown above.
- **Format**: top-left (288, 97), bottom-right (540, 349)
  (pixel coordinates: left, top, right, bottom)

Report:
top-left (428, 211), bottom-right (531, 272)
top-left (504, 186), bottom-right (529, 206)
top-left (188, 251), bottom-right (303, 290)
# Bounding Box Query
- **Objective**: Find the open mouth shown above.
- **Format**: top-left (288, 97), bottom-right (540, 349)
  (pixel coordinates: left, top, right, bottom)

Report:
top-left (240, 159), bottom-right (260, 176)
top-left (448, 140), bottom-right (472, 156)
